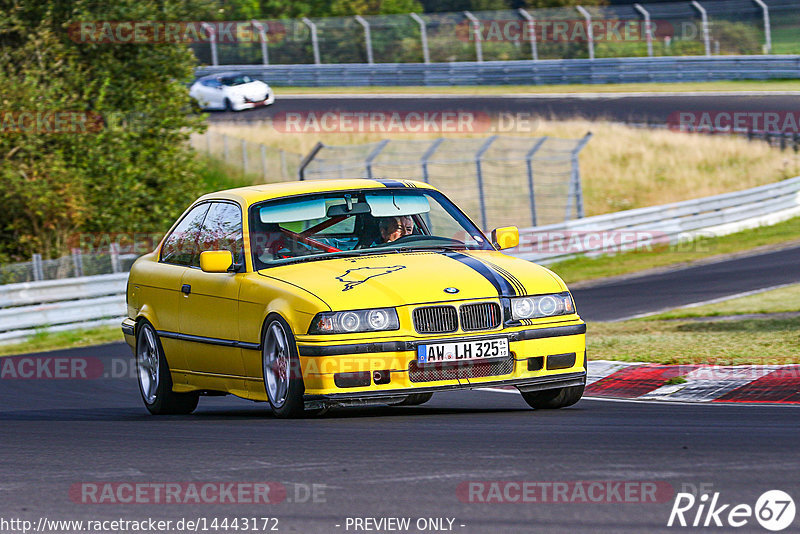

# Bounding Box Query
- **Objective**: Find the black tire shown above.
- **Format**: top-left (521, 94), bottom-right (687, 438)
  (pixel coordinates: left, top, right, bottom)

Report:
top-left (391, 392), bottom-right (434, 406)
top-left (262, 315), bottom-right (307, 418)
top-left (223, 98), bottom-right (233, 111)
top-left (136, 322), bottom-right (199, 415)
top-left (520, 384), bottom-right (584, 410)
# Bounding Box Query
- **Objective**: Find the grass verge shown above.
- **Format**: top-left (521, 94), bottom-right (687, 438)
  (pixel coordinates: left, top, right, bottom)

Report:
top-left (277, 79), bottom-right (800, 95)
top-left (587, 316), bottom-right (800, 366)
top-left (587, 281), bottom-right (800, 365)
top-left (648, 283), bottom-right (800, 320)
top-left (550, 216), bottom-right (800, 286)
top-left (0, 326), bottom-right (122, 357)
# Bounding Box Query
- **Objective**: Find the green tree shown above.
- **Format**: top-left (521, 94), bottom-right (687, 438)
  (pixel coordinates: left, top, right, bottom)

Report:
top-left (0, 0), bottom-right (213, 261)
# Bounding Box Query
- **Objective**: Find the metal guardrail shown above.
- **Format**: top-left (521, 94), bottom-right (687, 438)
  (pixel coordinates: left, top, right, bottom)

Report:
top-left (195, 55), bottom-right (800, 86)
top-left (0, 273), bottom-right (127, 344)
top-left (2, 176), bottom-right (798, 343)
top-left (512, 175), bottom-right (800, 263)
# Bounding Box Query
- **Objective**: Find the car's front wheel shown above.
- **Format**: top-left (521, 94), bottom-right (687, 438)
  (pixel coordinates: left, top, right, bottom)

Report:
top-left (136, 322), bottom-right (199, 415)
top-left (520, 384), bottom-right (584, 410)
top-left (262, 316), bottom-right (306, 418)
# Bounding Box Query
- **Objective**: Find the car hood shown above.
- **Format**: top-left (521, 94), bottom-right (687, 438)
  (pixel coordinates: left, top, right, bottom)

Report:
top-left (257, 250), bottom-right (566, 310)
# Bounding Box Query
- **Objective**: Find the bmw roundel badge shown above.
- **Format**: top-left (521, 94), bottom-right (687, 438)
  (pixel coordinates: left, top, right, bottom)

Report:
top-left (444, 287), bottom-right (459, 294)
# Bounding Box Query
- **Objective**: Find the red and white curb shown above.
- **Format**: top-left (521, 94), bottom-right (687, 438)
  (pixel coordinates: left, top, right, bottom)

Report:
top-left (586, 360), bottom-right (800, 404)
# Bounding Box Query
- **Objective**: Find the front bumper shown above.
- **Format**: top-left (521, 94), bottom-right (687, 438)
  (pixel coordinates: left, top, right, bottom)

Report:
top-left (297, 322), bottom-right (586, 398)
top-left (305, 370), bottom-right (586, 409)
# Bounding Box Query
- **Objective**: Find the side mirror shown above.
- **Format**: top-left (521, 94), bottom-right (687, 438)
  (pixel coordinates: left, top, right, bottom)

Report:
top-left (200, 251), bottom-right (234, 273)
top-left (491, 226), bottom-right (519, 250)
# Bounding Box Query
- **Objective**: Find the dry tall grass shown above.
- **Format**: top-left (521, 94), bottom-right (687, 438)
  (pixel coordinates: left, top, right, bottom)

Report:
top-left (206, 119), bottom-right (799, 216)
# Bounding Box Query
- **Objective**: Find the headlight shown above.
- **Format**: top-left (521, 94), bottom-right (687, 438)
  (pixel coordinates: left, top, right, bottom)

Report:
top-left (308, 308), bottom-right (399, 334)
top-left (509, 292), bottom-right (575, 321)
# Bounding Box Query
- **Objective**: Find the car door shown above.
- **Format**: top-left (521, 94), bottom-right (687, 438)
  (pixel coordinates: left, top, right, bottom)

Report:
top-left (179, 201), bottom-right (248, 396)
top-left (151, 202), bottom-right (211, 379)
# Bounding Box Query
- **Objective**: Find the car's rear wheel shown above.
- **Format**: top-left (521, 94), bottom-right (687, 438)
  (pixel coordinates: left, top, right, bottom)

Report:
top-left (520, 384), bottom-right (584, 410)
top-left (136, 322), bottom-right (199, 415)
top-left (391, 393), bottom-right (434, 406)
top-left (262, 316), bottom-right (306, 418)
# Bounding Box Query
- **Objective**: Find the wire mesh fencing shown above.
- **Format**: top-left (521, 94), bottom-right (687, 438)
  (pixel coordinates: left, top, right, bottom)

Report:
top-left (299, 134), bottom-right (592, 230)
top-left (189, 0), bottom-right (797, 67)
top-left (0, 246), bottom-right (139, 285)
top-left (191, 130), bottom-right (302, 182)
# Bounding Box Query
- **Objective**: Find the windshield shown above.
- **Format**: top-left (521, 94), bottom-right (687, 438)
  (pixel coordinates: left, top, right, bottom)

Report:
top-left (249, 189), bottom-right (492, 268)
top-left (220, 75), bottom-right (254, 86)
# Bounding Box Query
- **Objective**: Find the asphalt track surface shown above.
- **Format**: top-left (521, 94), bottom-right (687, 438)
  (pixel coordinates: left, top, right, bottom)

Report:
top-left (207, 93), bottom-right (800, 125)
top-left (573, 244), bottom-right (800, 321)
top-left (3, 246), bottom-right (800, 532)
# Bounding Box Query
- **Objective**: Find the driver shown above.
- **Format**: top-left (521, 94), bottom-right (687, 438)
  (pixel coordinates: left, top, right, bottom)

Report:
top-left (378, 216), bottom-right (414, 243)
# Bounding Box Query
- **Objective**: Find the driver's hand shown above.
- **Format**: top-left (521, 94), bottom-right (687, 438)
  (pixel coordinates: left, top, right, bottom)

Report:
top-left (385, 227), bottom-right (403, 242)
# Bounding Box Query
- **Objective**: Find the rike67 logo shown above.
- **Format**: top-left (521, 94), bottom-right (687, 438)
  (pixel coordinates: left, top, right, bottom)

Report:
top-left (668, 490), bottom-right (795, 531)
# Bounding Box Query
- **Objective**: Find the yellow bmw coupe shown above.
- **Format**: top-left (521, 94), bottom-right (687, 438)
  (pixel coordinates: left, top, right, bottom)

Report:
top-left (122, 179), bottom-right (586, 417)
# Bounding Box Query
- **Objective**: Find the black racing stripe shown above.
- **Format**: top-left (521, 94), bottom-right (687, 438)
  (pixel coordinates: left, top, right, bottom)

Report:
top-left (464, 253), bottom-right (524, 296)
top-left (486, 261), bottom-right (527, 295)
top-left (442, 251), bottom-right (517, 298)
top-left (372, 179), bottom-right (406, 188)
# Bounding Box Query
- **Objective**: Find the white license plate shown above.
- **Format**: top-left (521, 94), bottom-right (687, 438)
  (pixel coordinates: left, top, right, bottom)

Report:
top-left (417, 338), bottom-right (508, 364)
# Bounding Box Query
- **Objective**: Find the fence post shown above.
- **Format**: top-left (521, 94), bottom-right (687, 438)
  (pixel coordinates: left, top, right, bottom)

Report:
top-left (634, 3), bottom-right (654, 57)
top-left (252, 20), bottom-right (269, 64)
top-left (354, 15), bottom-right (374, 64)
top-left (261, 144), bottom-right (268, 181)
top-left (201, 23), bottom-right (218, 66)
top-left (524, 137), bottom-right (548, 227)
top-left (223, 134), bottom-right (229, 163)
top-left (32, 253), bottom-right (44, 281)
top-left (110, 242), bottom-right (121, 274)
top-left (474, 136), bottom-right (498, 230)
top-left (517, 8), bottom-right (538, 61)
top-left (691, 1), bottom-right (711, 56)
top-left (298, 142), bottom-right (325, 180)
top-left (302, 17), bottom-right (321, 65)
top-left (71, 248), bottom-right (83, 277)
top-left (241, 138), bottom-right (248, 174)
top-left (752, 0), bottom-right (772, 54)
top-left (365, 140), bottom-right (390, 180)
top-left (410, 13), bottom-right (430, 64)
top-left (420, 138), bottom-right (444, 183)
top-left (569, 132), bottom-right (593, 220)
top-left (575, 6), bottom-right (595, 60)
top-left (463, 11), bottom-right (483, 62)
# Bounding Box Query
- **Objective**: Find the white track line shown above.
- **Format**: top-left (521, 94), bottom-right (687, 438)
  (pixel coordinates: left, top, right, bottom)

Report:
top-left (477, 388), bottom-right (800, 407)
top-left (614, 282), bottom-right (798, 321)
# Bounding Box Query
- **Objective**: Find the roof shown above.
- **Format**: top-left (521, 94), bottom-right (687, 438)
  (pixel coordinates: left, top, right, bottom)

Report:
top-left (195, 71), bottom-right (243, 80)
top-left (196, 178), bottom-right (438, 207)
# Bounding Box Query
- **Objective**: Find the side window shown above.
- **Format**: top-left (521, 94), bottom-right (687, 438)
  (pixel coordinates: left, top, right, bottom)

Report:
top-left (160, 203), bottom-right (210, 266)
top-left (198, 202), bottom-right (244, 265)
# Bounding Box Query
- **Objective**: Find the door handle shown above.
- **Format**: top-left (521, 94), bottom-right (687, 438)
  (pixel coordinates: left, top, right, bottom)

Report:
top-left (181, 284), bottom-right (191, 295)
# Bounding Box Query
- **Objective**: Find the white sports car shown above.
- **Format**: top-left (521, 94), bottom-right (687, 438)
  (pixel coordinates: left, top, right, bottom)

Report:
top-left (189, 72), bottom-right (275, 111)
